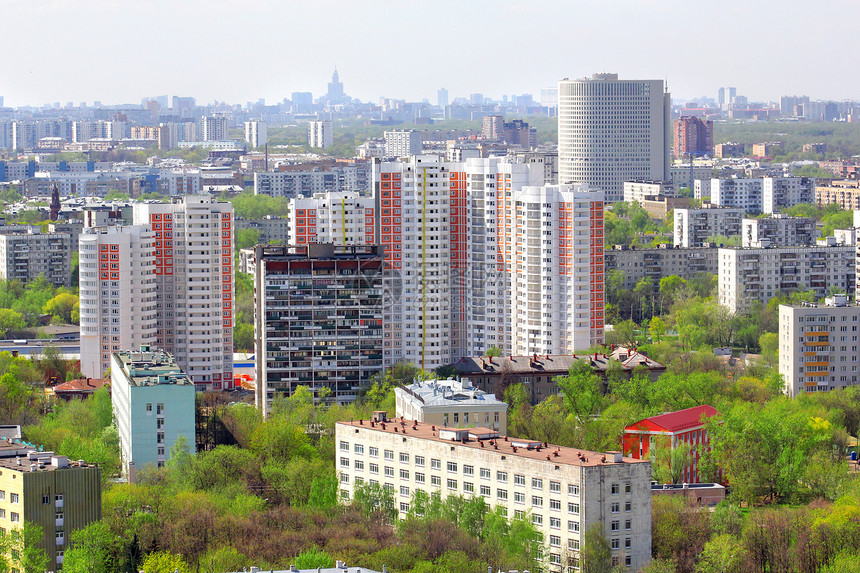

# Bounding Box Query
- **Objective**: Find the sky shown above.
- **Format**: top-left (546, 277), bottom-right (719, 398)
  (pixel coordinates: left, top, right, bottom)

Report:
top-left (2, 0), bottom-right (859, 108)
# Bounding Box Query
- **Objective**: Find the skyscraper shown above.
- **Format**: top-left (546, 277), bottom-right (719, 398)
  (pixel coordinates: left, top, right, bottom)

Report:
top-left (133, 195), bottom-right (234, 391)
top-left (558, 73), bottom-right (671, 202)
top-left (244, 120), bottom-right (267, 148)
top-left (326, 69), bottom-right (346, 104)
top-left (673, 116), bottom-right (713, 158)
top-left (437, 88), bottom-right (448, 108)
top-left (308, 120), bottom-right (334, 149)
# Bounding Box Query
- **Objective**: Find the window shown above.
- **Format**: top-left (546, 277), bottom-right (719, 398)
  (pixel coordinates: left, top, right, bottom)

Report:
top-left (369, 463), bottom-right (379, 474)
top-left (146, 403), bottom-right (152, 415)
top-left (431, 475), bottom-right (441, 487)
top-left (550, 535), bottom-right (561, 547)
top-left (480, 485), bottom-right (491, 496)
top-left (611, 483), bottom-right (620, 495)
top-left (400, 486), bottom-right (409, 497)
top-left (532, 514), bottom-right (543, 526)
top-left (447, 461), bottom-right (458, 473)
top-left (480, 468), bottom-right (491, 479)
top-left (10, 513), bottom-right (18, 523)
top-left (568, 521), bottom-right (580, 533)
top-left (550, 516), bottom-right (561, 529)
top-left (0, 491), bottom-right (5, 501)
top-left (625, 538), bottom-right (631, 549)
top-left (340, 473), bottom-right (349, 483)
top-left (384, 450), bottom-right (394, 461)
top-left (415, 473), bottom-right (425, 484)
top-left (384, 466), bottom-right (394, 478)
top-left (340, 489), bottom-right (349, 500)
top-left (568, 539), bottom-right (580, 551)
top-left (611, 538), bottom-right (620, 550)
top-left (464, 482), bottom-right (474, 493)
top-left (42, 494), bottom-right (49, 504)
top-left (447, 479), bottom-right (458, 490)
top-left (625, 483), bottom-right (632, 494)
top-left (625, 501), bottom-right (632, 512)
top-left (611, 520), bottom-right (620, 531)
top-left (400, 452), bottom-right (409, 463)
top-left (431, 458), bottom-right (441, 470)
top-left (355, 477), bottom-right (364, 486)
top-left (399, 469), bottom-right (409, 480)
top-left (549, 554), bottom-right (561, 565)
top-left (550, 499), bottom-right (561, 511)
top-left (625, 555), bottom-right (632, 567)
top-left (415, 456), bottom-right (425, 467)
top-left (514, 510), bottom-right (524, 519)
top-left (532, 496), bottom-right (543, 507)
top-left (514, 474), bottom-right (525, 486)
top-left (369, 447), bottom-right (379, 458)
top-left (400, 502), bottom-right (410, 513)
top-left (497, 471), bottom-right (508, 483)
top-left (355, 460), bottom-right (364, 470)
top-left (340, 457), bottom-right (349, 468)
top-left (569, 502), bottom-right (580, 514)
top-left (340, 441), bottom-right (349, 452)
top-left (611, 502), bottom-right (620, 513)
top-left (625, 519), bottom-right (632, 530)
top-left (10, 493), bottom-right (18, 504)
top-left (354, 444), bottom-right (364, 455)
top-left (532, 478), bottom-right (543, 489)
top-left (0, 509), bottom-right (5, 518)
top-left (497, 489), bottom-right (508, 501)
top-left (464, 465), bottom-right (474, 476)
top-left (550, 481), bottom-right (561, 493)
top-left (514, 492), bottom-right (525, 504)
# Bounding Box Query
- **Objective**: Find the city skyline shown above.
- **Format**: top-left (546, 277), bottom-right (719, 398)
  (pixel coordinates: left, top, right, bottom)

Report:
top-left (2, 0), bottom-right (859, 107)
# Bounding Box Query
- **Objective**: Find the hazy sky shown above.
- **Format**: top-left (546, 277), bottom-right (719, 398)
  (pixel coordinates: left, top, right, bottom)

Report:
top-left (3, 0), bottom-right (858, 107)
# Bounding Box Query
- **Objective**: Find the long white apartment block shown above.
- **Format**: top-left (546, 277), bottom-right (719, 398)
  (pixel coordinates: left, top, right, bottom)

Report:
top-left (289, 191), bottom-right (376, 245)
top-left (336, 419), bottom-right (652, 572)
top-left (622, 180), bottom-right (675, 205)
top-left (674, 206), bottom-right (743, 247)
top-left (741, 214), bottom-right (817, 248)
top-left (508, 185), bottom-right (605, 354)
top-left (709, 176), bottom-right (815, 214)
top-left (0, 230), bottom-right (71, 286)
top-left (79, 226), bottom-right (158, 378)
top-left (718, 246), bottom-right (855, 313)
top-left (779, 295), bottom-right (860, 397)
top-left (133, 195), bottom-right (234, 391)
top-left (558, 74), bottom-right (670, 203)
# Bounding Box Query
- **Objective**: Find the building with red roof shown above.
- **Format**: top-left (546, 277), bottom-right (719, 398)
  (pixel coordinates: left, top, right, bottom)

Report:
top-left (622, 405), bottom-right (721, 484)
top-left (50, 378), bottom-right (109, 401)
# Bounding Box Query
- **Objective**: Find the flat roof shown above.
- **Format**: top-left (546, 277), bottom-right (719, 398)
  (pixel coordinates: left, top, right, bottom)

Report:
top-left (337, 420), bottom-right (647, 468)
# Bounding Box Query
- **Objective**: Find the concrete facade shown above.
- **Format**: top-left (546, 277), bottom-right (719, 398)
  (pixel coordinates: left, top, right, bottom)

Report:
top-left (0, 230), bottom-right (71, 286)
top-left (674, 206), bottom-right (743, 247)
top-left (741, 215), bottom-right (817, 248)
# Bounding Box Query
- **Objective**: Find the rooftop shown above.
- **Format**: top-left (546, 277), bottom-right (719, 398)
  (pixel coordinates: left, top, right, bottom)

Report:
top-left (338, 419), bottom-right (647, 469)
top-left (454, 348), bottom-right (664, 376)
top-left (0, 438), bottom-right (98, 473)
top-left (398, 378), bottom-right (506, 407)
top-left (627, 405), bottom-right (719, 434)
top-left (113, 347), bottom-right (191, 387)
top-left (53, 378), bottom-right (109, 394)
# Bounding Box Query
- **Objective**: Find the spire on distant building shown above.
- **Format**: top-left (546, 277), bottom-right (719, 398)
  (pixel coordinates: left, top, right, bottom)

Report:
top-left (327, 67), bottom-right (345, 104)
top-left (49, 184), bottom-right (61, 220)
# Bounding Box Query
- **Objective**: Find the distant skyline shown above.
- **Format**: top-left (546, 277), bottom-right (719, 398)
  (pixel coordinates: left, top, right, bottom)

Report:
top-left (2, 0), bottom-right (859, 108)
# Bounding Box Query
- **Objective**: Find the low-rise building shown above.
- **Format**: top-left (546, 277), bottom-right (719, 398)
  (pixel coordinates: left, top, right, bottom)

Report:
top-left (110, 347), bottom-right (196, 482)
top-left (779, 294), bottom-right (860, 397)
top-left (674, 206), bottom-right (743, 247)
top-left (0, 439), bottom-right (101, 571)
top-left (622, 180), bottom-right (675, 205)
top-left (640, 196), bottom-right (689, 220)
top-left (336, 419), bottom-right (652, 571)
top-left (394, 378), bottom-right (508, 434)
top-left (50, 377), bottom-right (109, 401)
top-left (622, 405), bottom-right (720, 484)
top-left (718, 246), bottom-right (855, 313)
top-left (741, 214), bottom-right (818, 248)
top-left (605, 245), bottom-right (719, 289)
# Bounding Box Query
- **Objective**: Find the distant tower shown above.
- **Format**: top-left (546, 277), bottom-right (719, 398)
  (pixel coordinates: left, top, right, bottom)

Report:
top-left (49, 184), bottom-right (61, 220)
top-left (327, 68), bottom-right (345, 104)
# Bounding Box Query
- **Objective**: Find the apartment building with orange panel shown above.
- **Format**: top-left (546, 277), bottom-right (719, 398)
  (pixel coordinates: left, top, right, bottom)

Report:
top-left (289, 191), bottom-right (376, 246)
top-left (133, 195), bottom-right (234, 391)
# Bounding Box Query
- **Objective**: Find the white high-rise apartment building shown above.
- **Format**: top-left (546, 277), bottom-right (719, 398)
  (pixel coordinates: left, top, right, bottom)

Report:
top-left (79, 226), bottom-right (158, 378)
top-left (133, 195), bottom-right (234, 391)
top-left (558, 74), bottom-right (670, 203)
top-left (244, 121), bottom-right (267, 148)
top-left (201, 115), bottom-right (229, 141)
top-left (384, 130), bottom-right (422, 158)
top-left (289, 191), bottom-right (377, 245)
top-left (308, 120), bottom-right (334, 149)
top-left (508, 184), bottom-right (605, 354)
top-left (779, 294), bottom-right (860, 397)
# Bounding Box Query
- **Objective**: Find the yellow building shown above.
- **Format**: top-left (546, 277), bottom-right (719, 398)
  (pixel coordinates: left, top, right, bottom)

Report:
top-left (0, 439), bottom-right (101, 571)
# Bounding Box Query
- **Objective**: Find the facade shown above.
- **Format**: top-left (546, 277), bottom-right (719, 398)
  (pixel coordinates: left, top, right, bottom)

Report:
top-left (254, 164), bottom-right (371, 198)
top-left (79, 225), bottom-right (158, 378)
top-left (717, 246), bottom-right (855, 313)
top-left (605, 246), bottom-right (719, 290)
top-left (234, 215), bottom-right (289, 244)
top-left (815, 179), bottom-right (860, 210)
top-left (673, 116), bottom-right (713, 158)
top-left (133, 195), bottom-right (234, 390)
top-left (674, 206), bottom-right (743, 248)
top-left (558, 73), bottom-right (671, 202)
top-left (394, 378), bottom-right (508, 434)
top-left (110, 348), bottom-right (195, 482)
top-left (455, 348), bottom-right (665, 404)
top-left (641, 196), bottom-right (690, 220)
top-left (779, 295), bottom-right (860, 397)
top-left (289, 191), bottom-right (377, 245)
top-left (761, 176), bottom-right (815, 214)
top-left (308, 120), bottom-right (334, 149)
top-left (253, 244), bottom-right (384, 416)
top-left (0, 441), bottom-right (101, 571)
top-left (741, 215), bottom-right (817, 248)
top-left (622, 405), bottom-right (720, 484)
top-left (751, 142), bottom-right (783, 157)
top-left (244, 120), bottom-right (267, 148)
top-left (622, 180), bottom-right (675, 205)
top-left (200, 115), bottom-right (229, 142)
top-left (383, 130), bottom-right (422, 158)
top-left (713, 143), bottom-right (745, 159)
top-left (0, 230), bottom-right (71, 286)
top-left (336, 420), bottom-right (652, 572)
top-left (507, 184), bottom-right (605, 354)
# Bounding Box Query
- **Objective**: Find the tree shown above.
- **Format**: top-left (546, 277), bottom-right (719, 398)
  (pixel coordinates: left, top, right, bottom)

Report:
top-left (104, 190), bottom-right (130, 201)
top-left (580, 522), bottom-right (615, 573)
top-left (759, 332), bottom-right (778, 365)
top-left (485, 345), bottom-right (502, 358)
top-left (649, 316), bottom-right (668, 343)
top-left (0, 309), bottom-right (25, 336)
top-left (139, 551), bottom-right (191, 573)
top-left (293, 547), bottom-right (335, 569)
top-left (556, 361), bottom-right (606, 422)
top-left (43, 292), bottom-right (79, 324)
top-left (235, 228), bottom-right (261, 251)
top-left (60, 521), bottom-right (125, 573)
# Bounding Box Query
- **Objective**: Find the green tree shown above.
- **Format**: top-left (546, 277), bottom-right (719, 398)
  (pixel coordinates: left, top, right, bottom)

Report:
top-left (235, 228), bottom-right (261, 251)
top-left (0, 309), bottom-right (25, 336)
top-left (580, 522), bottom-right (615, 573)
top-left (60, 521), bottom-right (125, 573)
top-left (104, 190), bottom-right (130, 201)
top-left (556, 361), bottom-right (606, 422)
top-left (139, 551), bottom-right (191, 573)
top-left (485, 345), bottom-right (502, 357)
top-left (294, 547), bottom-right (335, 569)
top-left (43, 292), bottom-right (79, 324)
top-left (649, 316), bottom-right (668, 343)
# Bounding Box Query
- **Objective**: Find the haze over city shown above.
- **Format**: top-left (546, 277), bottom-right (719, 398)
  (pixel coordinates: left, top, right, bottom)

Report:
top-left (3, 0), bottom-right (859, 106)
